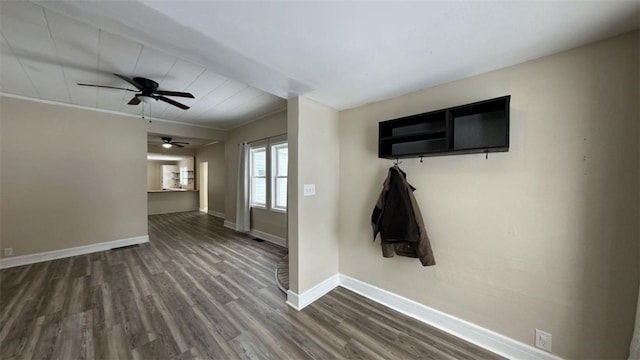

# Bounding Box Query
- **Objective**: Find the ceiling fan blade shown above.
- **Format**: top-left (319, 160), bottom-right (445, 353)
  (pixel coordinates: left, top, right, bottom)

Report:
top-left (155, 95), bottom-right (190, 110)
top-left (128, 96), bottom-right (141, 105)
top-left (172, 143), bottom-right (185, 148)
top-left (155, 90), bottom-right (195, 98)
top-left (172, 141), bottom-right (190, 145)
top-left (77, 83), bottom-right (136, 91)
top-left (113, 73), bottom-right (143, 90)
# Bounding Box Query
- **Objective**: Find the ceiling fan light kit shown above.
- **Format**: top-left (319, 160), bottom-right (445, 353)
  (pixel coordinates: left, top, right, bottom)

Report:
top-left (161, 137), bottom-right (189, 149)
top-left (77, 73), bottom-right (194, 110)
top-left (138, 95), bottom-right (157, 104)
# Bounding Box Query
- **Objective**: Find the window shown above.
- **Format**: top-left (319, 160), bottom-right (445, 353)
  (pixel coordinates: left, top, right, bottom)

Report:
top-left (271, 143), bottom-right (288, 211)
top-left (179, 166), bottom-right (189, 186)
top-left (249, 141), bottom-right (288, 212)
top-left (250, 146), bottom-right (267, 207)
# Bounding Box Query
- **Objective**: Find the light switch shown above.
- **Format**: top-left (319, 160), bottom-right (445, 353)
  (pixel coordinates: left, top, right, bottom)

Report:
top-left (303, 184), bottom-right (316, 196)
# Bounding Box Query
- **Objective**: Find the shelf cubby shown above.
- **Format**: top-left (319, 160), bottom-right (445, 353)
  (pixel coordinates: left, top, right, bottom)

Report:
top-left (378, 96), bottom-right (510, 159)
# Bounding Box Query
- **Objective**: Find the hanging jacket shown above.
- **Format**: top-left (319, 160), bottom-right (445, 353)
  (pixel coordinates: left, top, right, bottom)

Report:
top-left (371, 166), bottom-right (436, 266)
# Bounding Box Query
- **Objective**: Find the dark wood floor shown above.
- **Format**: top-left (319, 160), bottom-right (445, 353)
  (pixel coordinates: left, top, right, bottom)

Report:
top-left (0, 211), bottom-right (503, 360)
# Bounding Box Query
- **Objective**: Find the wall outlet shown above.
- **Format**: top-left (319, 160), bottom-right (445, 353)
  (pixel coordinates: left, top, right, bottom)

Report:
top-left (3, 248), bottom-right (13, 257)
top-left (303, 184), bottom-right (316, 196)
top-left (535, 329), bottom-right (552, 352)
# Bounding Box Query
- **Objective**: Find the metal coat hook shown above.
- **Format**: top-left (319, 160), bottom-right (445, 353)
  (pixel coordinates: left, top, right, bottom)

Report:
top-left (485, 150), bottom-right (489, 160)
top-left (393, 158), bottom-right (402, 166)
top-left (419, 156), bottom-right (424, 163)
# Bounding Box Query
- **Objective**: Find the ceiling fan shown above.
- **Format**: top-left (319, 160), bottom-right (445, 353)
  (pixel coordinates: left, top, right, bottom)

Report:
top-left (161, 137), bottom-right (189, 148)
top-left (78, 74), bottom-right (194, 110)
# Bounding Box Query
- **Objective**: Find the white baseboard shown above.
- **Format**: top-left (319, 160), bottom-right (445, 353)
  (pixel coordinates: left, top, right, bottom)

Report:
top-left (286, 290), bottom-right (301, 309)
top-left (223, 221), bottom-right (286, 248)
top-left (250, 229), bottom-right (287, 248)
top-left (207, 210), bottom-right (225, 219)
top-left (0, 235), bottom-right (150, 269)
top-left (338, 274), bottom-right (562, 360)
top-left (286, 274), bottom-right (339, 310)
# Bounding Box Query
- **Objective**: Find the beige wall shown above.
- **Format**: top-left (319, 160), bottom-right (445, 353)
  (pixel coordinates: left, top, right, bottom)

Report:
top-left (146, 158), bottom-right (198, 214)
top-left (287, 99), bottom-right (300, 292)
top-left (225, 111), bottom-right (288, 239)
top-left (147, 191), bottom-right (199, 215)
top-left (0, 96), bottom-right (148, 256)
top-left (196, 142), bottom-right (226, 215)
top-left (147, 121), bottom-right (226, 142)
top-left (337, 31), bottom-right (639, 359)
top-left (0, 96), bottom-right (225, 258)
top-left (290, 97), bottom-right (341, 293)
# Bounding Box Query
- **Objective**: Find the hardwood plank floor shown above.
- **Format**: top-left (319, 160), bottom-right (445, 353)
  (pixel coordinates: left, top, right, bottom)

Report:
top-left (0, 211), bottom-right (504, 360)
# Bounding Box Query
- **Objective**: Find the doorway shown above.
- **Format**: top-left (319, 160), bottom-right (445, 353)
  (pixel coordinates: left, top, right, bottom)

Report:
top-left (199, 161), bottom-right (208, 213)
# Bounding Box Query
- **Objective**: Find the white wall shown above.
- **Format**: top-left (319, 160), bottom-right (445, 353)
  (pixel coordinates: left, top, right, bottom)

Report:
top-left (337, 31), bottom-right (639, 359)
top-left (288, 97), bottom-right (341, 293)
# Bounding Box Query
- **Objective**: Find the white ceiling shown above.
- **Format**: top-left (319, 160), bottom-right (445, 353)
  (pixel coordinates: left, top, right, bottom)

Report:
top-left (0, 1), bottom-right (286, 130)
top-left (2, 1), bottom-right (639, 130)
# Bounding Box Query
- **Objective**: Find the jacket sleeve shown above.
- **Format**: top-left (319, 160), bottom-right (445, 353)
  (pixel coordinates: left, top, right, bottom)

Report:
top-left (371, 191), bottom-right (384, 240)
top-left (406, 186), bottom-right (436, 266)
top-left (371, 169), bottom-right (392, 241)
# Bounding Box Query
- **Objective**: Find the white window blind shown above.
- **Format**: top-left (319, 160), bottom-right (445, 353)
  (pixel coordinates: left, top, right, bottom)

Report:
top-left (271, 143), bottom-right (288, 211)
top-left (250, 146), bottom-right (266, 207)
top-left (179, 166), bottom-right (188, 186)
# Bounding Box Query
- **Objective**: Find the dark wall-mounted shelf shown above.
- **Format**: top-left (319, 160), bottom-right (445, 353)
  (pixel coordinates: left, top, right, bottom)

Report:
top-left (378, 95), bottom-right (510, 159)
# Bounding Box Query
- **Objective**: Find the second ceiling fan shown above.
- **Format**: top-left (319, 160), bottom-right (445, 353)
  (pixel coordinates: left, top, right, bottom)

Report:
top-left (78, 74), bottom-right (194, 110)
top-left (161, 137), bottom-right (189, 148)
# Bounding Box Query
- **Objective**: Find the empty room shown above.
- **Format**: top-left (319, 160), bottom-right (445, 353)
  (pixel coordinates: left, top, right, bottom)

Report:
top-left (1, 1), bottom-right (639, 359)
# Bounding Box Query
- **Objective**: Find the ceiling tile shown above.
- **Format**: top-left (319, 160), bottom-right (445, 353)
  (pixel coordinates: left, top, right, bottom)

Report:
top-left (96, 31), bottom-right (142, 110)
top-left (175, 70), bottom-right (227, 108)
top-left (1, 1), bottom-right (69, 103)
top-left (1, 2), bottom-right (287, 129)
top-left (0, 35), bottom-right (38, 98)
top-left (238, 93), bottom-right (286, 116)
top-left (190, 79), bottom-right (247, 118)
top-left (150, 59), bottom-right (205, 116)
top-left (44, 9), bottom-right (99, 81)
top-left (205, 87), bottom-right (265, 116)
top-left (117, 46), bottom-right (178, 112)
top-left (44, 9), bottom-right (100, 107)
